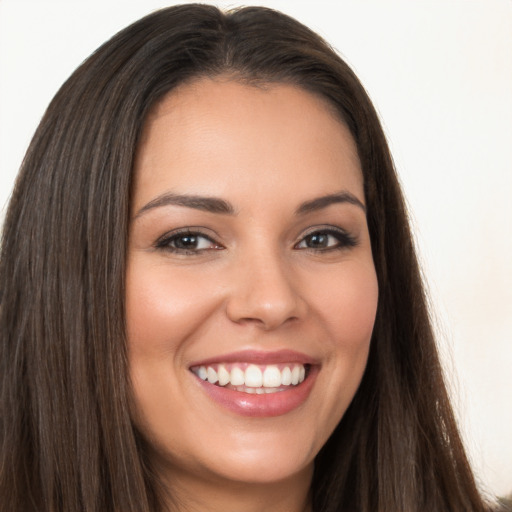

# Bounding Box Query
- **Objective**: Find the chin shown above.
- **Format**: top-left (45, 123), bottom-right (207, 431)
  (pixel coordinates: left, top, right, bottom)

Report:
top-left (211, 433), bottom-right (316, 484)
top-left (137, 410), bottom-right (321, 488)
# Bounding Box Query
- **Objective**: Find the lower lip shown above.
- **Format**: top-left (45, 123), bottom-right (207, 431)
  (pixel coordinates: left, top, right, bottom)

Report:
top-left (193, 367), bottom-right (318, 417)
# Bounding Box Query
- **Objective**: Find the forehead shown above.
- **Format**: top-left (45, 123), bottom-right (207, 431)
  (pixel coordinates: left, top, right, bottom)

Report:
top-left (133, 78), bottom-right (363, 209)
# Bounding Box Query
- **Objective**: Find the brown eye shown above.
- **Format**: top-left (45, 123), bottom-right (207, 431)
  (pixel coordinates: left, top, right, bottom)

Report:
top-left (173, 234), bottom-right (203, 250)
top-left (295, 228), bottom-right (357, 251)
top-left (303, 233), bottom-right (330, 249)
top-left (156, 231), bottom-right (222, 253)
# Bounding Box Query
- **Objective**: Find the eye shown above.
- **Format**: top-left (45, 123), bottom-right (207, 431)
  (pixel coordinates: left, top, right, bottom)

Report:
top-left (155, 230), bottom-right (223, 254)
top-left (295, 227), bottom-right (357, 251)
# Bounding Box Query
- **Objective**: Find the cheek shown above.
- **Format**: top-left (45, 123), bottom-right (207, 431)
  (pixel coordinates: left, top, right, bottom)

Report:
top-left (297, 260), bottom-right (377, 450)
top-left (311, 260), bottom-right (377, 417)
top-left (125, 259), bottom-right (223, 441)
top-left (313, 260), bottom-right (379, 350)
top-left (125, 259), bottom-right (222, 357)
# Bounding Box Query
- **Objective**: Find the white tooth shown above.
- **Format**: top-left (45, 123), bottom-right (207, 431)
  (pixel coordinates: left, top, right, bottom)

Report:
top-left (197, 366), bottom-right (207, 380)
top-left (206, 366), bottom-right (218, 384)
top-left (299, 365), bottom-right (306, 383)
top-left (264, 387), bottom-right (278, 394)
top-left (245, 365), bottom-right (263, 387)
top-left (217, 364), bottom-right (230, 386)
top-left (230, 367), bottom-right (245, 386)
top-left (255, 387), bottom-right (264, 394)
top-left (263, 365), bottom-right (282, 387)
top-left (291, 365), bottom-right (300, 385)
top-left (244, 387), bottom-right (256, 394)
top-left (281, 366), bottom-right (292, 386)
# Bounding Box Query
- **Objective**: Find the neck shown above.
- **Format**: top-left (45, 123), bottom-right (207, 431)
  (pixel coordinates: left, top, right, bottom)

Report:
top-left (157, 462), bottom-right (313, 512)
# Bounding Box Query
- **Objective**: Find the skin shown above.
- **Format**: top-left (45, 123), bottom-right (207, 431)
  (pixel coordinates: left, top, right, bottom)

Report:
top-left (126, 78), bottom-right (379, 512)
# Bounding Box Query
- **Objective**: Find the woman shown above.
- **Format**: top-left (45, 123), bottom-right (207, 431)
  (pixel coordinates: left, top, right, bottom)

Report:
top-left (0, 4), bottom-right (497, 511)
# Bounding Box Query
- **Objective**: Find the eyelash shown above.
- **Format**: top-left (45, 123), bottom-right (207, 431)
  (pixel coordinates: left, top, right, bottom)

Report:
top-left (294, 227), bottom-right (358, 252)
top-left (154, 228), bottom-right (222, 255)
top-left (154, 226), bottom-right (357, 255)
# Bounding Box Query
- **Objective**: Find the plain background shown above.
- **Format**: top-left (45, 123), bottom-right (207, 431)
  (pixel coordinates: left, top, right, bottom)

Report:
top-left (0, 0), bottom-right (511, 498)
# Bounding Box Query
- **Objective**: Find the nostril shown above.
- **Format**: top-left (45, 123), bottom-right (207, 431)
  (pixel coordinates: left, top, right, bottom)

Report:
top-left (231, 313), bottom-right (300, 331)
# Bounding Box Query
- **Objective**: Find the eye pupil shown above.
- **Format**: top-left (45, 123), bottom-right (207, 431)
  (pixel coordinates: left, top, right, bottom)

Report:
top-left (307, 233), bottom-right (328, 248)
top-left (175, 235), bottom-right (197, 248)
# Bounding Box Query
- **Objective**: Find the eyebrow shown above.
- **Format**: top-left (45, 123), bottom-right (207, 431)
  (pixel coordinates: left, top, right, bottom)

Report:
top-left (134, 192), bottom-right (235, 218)
top-left (295, 191), bottom-right (366, 214)
top-left (134, 189), bottom-right (365, 219)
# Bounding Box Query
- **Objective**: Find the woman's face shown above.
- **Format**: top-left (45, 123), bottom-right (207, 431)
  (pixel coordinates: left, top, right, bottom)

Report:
top-left (126, 79), bottom-right (378, 487)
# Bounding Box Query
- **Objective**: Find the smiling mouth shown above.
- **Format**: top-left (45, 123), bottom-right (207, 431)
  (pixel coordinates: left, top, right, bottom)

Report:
top-left (190, 363), bottom-right (310, 394)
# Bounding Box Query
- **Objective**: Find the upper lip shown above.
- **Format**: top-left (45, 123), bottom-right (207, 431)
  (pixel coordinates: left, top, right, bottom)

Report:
top-left (189, 349), bottom-right (319, 368)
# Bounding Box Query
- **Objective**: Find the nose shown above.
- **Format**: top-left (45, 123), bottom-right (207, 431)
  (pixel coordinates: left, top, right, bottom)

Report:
top-left (225, 249), bottom-right (306, 330)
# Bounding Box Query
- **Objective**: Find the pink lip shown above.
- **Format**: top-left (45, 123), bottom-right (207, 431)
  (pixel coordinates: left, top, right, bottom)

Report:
top-left (189, 349), bottom-right (318, 367)
top-left (190, 350), bottom-right (320, 418)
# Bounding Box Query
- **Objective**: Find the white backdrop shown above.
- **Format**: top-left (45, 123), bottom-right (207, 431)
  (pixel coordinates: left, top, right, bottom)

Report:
top-left (1, 0), bottom-right (511, 498)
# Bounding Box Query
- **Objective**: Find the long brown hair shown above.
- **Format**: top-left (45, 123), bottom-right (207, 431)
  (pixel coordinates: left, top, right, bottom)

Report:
top-left (0, 4), bottom-right (493, 511)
